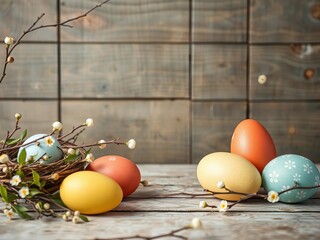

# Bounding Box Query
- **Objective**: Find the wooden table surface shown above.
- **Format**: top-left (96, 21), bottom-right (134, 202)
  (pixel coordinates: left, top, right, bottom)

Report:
top-left (1, 164), bottom-right (319, 240)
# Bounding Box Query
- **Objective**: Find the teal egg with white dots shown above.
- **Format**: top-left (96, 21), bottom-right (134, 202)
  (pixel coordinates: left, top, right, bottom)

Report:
top-left (17, 133), bottom-right (63, 164)
top-left (262, 154), bottom-right (319, 203)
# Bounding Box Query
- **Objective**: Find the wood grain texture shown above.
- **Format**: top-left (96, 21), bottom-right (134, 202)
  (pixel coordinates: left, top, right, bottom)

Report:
top-left (192, 44), bottom-right (247, 100)
top-left (0, 164), bottom-right (319, 240)
top-left (192, 0), bottom-right (247, 42)
top-left (250, 45), bottom-right (320, 100)
top-left (61, 100), bottom-right (190, 164)
top-left (60, 0), bottom-right (189, 42)
top-left (250, 102), bottom-right (320, 163)
top-left (0, 100), bottom-right (58, 135)
top-left (61, 44), bottom-right (189, 98)
top-left (0, 0), bottom-right (57, 42)
top-left (0, 44), bottom-right (58, 98)
top-left (250, 0), bottom-right (320, 43)
top-left (192, 101), bottom-right (247, 163)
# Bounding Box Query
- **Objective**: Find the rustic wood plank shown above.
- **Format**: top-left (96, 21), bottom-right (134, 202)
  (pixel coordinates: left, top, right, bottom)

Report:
top-left (192, 102), bottom-right (247, 163)
top-left (192, 0), bottom-right (247, 42)
top-left (0, 100), bottom-right (58, 135)
top-left (61, 100), bottom-right (190, 164)
top-left (1, 210), bottom-right (319, 239)
top-left (250, 102), bottom-right (320, 163)
top-left (192, 44), bottom-right (247, 99)
top-left (61, 44), bottom-right (189, 98)
top-left (0, 44), bottom-right (58, 98)
top-left (60, 0), bottom-right (189, 42)
top-left (250, 0), bottom-right (320, 43)
top-left (250, 45), bottom-right (320, 100)
top-left (0, 0), bottom-right (57, 42)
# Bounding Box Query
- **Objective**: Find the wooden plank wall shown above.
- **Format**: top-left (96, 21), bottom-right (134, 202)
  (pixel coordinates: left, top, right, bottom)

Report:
top-left (0, 0), bottom-right (319, 164)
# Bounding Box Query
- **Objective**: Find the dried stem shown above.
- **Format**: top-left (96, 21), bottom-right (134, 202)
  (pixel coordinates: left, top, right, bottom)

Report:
top-left (0, 0), bottom-right (111, 84)
top-left (96, 226), bottom-right (190, 240)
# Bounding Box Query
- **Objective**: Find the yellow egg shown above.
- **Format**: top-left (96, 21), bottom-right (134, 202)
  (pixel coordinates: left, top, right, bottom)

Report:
top-left (59, 171), bottom-right (123, 214)
top-left (197, 152), bottom-right (261, 201)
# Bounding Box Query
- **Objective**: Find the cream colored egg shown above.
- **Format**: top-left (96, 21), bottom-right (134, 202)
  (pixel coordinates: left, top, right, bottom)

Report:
top-left (197, 152), bottom-right (261, 201)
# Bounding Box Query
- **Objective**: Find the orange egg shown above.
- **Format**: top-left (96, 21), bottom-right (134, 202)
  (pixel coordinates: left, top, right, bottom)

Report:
top-left (230, 119), bottom-right (277, 173)
top-left (86, 155), bottom-right (141, 197)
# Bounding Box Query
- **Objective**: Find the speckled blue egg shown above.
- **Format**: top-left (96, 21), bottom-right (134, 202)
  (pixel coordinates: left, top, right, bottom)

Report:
top-left (262, 154), bottom-right (320, 203)
top-left (17, 134), bottom-right (63, 164)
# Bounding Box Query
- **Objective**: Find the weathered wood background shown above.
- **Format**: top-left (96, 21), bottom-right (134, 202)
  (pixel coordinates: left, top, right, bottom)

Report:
top-left (0, 0), bottom-right (319, 164)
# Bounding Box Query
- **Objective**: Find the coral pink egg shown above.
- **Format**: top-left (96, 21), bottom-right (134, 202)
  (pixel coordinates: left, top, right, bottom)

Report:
top-left (231, 119), bottom-right (277, 173)
top-left (86, 155), bottom-right (141, 196)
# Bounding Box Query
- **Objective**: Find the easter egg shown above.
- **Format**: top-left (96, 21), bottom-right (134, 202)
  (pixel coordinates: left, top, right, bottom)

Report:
top-left (59, 171), bottom-right (123, 214)
top-left (262, 154), bottom-right (320, 203)
top-left (86, 155), bottom-right (141, 196)
top-left (231, 119), bottom-right (277, 173)
top-left (17, 134), bottom-right (63, 164)
top-left (197, 152), bottom-right (261, 201)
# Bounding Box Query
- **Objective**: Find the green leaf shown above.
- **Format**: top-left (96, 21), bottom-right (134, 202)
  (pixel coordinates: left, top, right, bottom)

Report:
top-left (28, 188), bottom-right (43, 198)
top-left (7, 193), bottom-right (18, 202)
top-left (40, 180), bottom-right (47, 189)
top-left (50, 193), bottom-right (68, 208)
top-left (64, 154), bottom-right (79, 162)
top-left (0, 185), bottom-right (8, 202)
top-left (18, 148), bottom-right (27, 165)
top-left (32, 170), bottom-right (41, 188)
top-left (12, 204), bottom-right (33, 220)
top-left (16, 168), bottom-right (25, 178)
top-left (5, 138), bottom-right (21, 145)
top-left (79, 214), bottom-right (89, 222)
top-left (20, 129), bottom-right (27, 141)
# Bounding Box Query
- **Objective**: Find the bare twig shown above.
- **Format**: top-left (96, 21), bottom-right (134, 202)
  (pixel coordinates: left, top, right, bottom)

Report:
top-left (0, 0), bottom-right (111, 84)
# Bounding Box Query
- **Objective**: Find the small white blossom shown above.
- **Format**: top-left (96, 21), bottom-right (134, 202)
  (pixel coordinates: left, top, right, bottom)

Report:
top-left (43, 203), bottom-right (50, 210)
top-left (66, 211), bottom-right (72, 217)
top-left (67, 148), bottom-right (76, 155)
top-left (217, 200), bottom-right (228, 212)
top-left (44, 136), bottom-right (55, 147)
top-left (199, 201), bottom-right (207, 208)
top-left (4, 209), bottom-right (14, 220)
top-left (85, 153), bottom-right (94, 163)
top-left (4, 36), bottom-right (14, 45)
top-left (267, 191), bottom-right (279, 203)
top-left (190, 218), bottom-right (202, 229)
top-left (72, 216), bottom-right (80, 224)
top-left (51, 173), bottom-right (60, 181)
top-left (10, 175), bottom-right (21, 186)
top-left (52, 121), bottom-right (63, 132)
top-left (216, 180), bottom-right (225, 189)
top-left (85, 118), bottom-right (94, 127)
top-left (127, 139), bottom-right (136, 149)
top-left (2, 166), bottom-right (9, 173)
top-left (19, 186), bottom-right (30, 198)
top-left (0, 154), bottom-right (10, 163)
top-left (98, 139), bottom-right (107, 149)
top-left (62, 214), bottom-right (68, 221)
top-left (14, 113), bottom-right (22, 120)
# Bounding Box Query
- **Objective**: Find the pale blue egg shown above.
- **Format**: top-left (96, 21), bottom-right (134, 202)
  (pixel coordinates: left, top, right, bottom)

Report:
top-left (262, 154), bottom-right (320, 203)
top-left (17, 134), bottom-right (63, 164)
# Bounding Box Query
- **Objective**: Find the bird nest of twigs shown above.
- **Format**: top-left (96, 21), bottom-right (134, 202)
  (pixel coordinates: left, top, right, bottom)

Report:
top-left (0, 115), bottom-right (134, 221)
